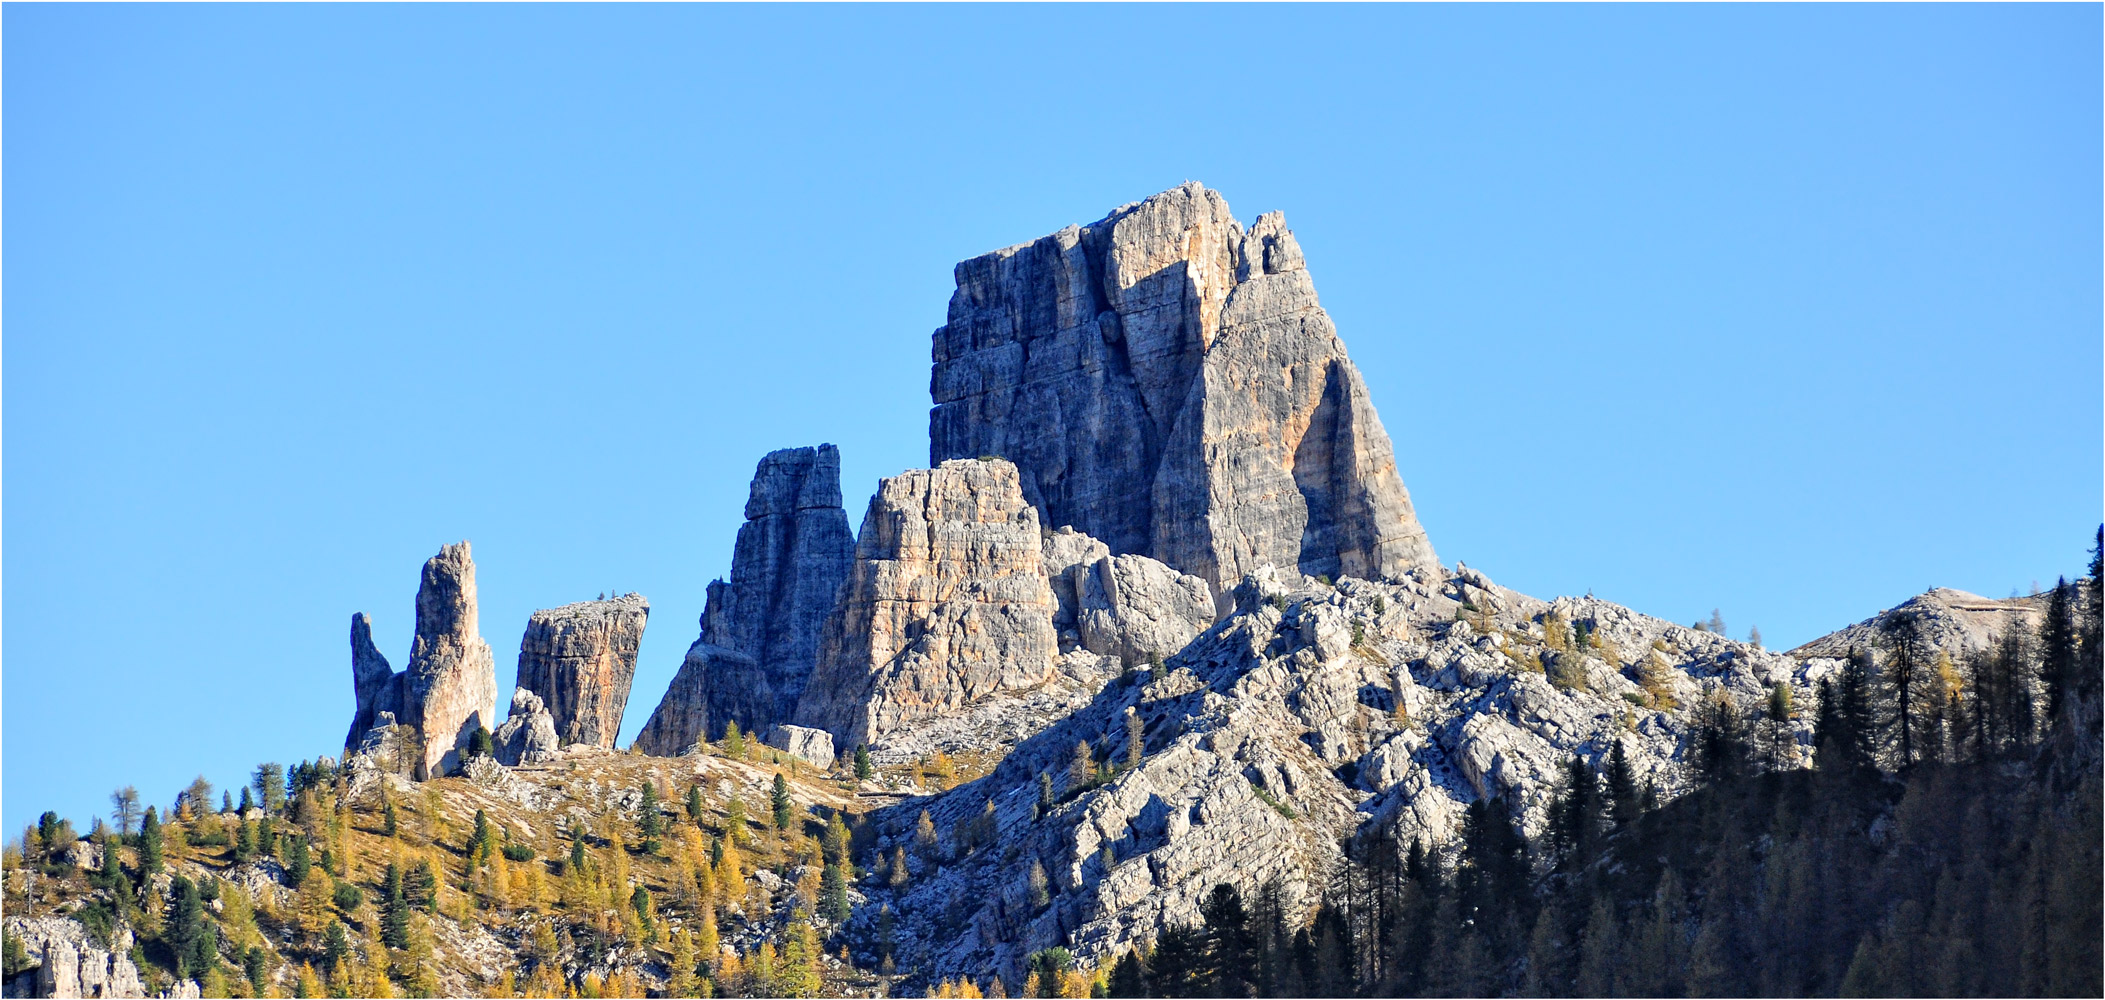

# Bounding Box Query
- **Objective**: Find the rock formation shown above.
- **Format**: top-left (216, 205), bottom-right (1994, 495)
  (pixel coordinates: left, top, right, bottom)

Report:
top-left (764, 724), bottom-right (837, 770)
top-left (1042, 526), bottom-right (1216, 665)
top-left (341, 542), bottom-right (498, 778)
top-left (492, 688), bottom-right (561, 766)
top-left (513, 594), bottom-right (650, 749)
top-left (5, 914), bottom-right (147, 999)
top-left (635, 445), bottom-right (857, 755)
top-left (1790, 586), bottom-right (2047, 660)
top-left (344, 613), bottom-right (401, 750)
top-left (929, 183), bottom-right (1438, 596)
top-left (853, 562), bottom-right (1822, 983)
top-left (793, 459), bottom-right (1060, 749)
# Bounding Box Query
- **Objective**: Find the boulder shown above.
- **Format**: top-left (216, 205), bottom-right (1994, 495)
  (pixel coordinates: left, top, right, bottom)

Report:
top-left (929, 183), bottom-right (1438, 596)
top-left (492, 688), bottom-right (561, 766)
top-left (1042, 526), bottom-right (1216, 665)
top-left (763, 724), bottom-right (837, 769)
top-left (634, 445), bottom-right (856, 755)
top-left (513, 594), bottom-right (650, 749)
top-left (794, 459), bottom-right (1059, 749)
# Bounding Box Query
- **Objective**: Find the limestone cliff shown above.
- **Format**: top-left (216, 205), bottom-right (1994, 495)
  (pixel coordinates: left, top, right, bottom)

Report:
top-left (929, 183), bottom-right (1438, 595)
top-left (635, 445), bottom-right (856, 755)
top-left (793, 459), bottom-right (1060, 749)
top-left (513, 594), bottom-right (650, 749)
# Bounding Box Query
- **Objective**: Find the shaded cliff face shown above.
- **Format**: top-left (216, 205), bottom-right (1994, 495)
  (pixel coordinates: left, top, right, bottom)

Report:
top-left (404, 542), bottom-right (499, 778)
top-left (513, 594), bottom-right (650, 749)
top-left (794, 459), bottom-right (1059, 749)
top-left (345, 612), bottom-right (400, 750)
top-left (634, 445), bottom-right (856, 756)
top-left (929, 182), bottom-right (1438, 595)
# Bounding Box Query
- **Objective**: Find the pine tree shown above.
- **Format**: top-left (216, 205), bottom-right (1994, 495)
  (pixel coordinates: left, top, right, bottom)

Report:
top-left (915, 809), bottom-right (939, 861)
top-left (109, 786), bottom-right (141, 839)
top-left (1201, 883), bottom-right (1253, 997)
top-left (137, 806), bottom-right (163, 881)
top-left (724, 721), bottom-right (745, 760)
top-left (854, 744), bottom-right (874, 781)
top-left (1037, 772), bottom-right (1055, 817)
top-left (254, 762), bottom-right (287, 816)
top-left (1107, 948), bottom-right (1148, 998)
top-left (382, 794), bottom-right (398, 838)
top-left (2041, 577), bottom-right (2080, 724)
top-left (1027, 858), bottom-right (1050, 910)
top-left (686, 783), bottom-right (706, 826)
top-left (772, 773), bottom-right (795, 831)
top-left (1604, 739), bottom-right (1639, 825)
top-left (1068, 741), bottom-right (1095, 797)
top-left (381, 862), bottom-right (410, 949)
top-left (821, 862), bottom-right (850, 924)
top-left (1124, 711), bottom-right (1145, 771)
top-left (287, 834), bottom-right (312, 887)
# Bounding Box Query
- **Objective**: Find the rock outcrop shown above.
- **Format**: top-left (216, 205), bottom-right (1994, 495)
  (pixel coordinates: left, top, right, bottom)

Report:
top-left (513, 594), bottom-right (650, 749)
top-left (1042, 526), bottom-right (1216, 665)
top-left (763, 724), bottom-right (837, 769)
top-left (852, 562), bottom-right (1822, 982)
top-left (4, 914), bottom-right (146, 999)
top-left (929, 183), bottom-right (1438, 596)
top-left (793, 459), bottom-right (1060, 749)
top-left (635, 445), bottom-right (856, 756)
top-left (493, 688), bottom-right (561, 766)
top-left (342, 542), bottom-right (499, 778)
top-left (1790, 587), bottom-right (2047, 661)
top-left (344, 613), bottom-right (401, 750)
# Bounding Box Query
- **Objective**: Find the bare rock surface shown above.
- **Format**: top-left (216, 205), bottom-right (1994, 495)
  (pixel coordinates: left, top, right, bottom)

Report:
top-left (493, 688), bottom-right (562, 765)
top-left (1042, 526), bottom-right (1217, 665)
top-left (854, 561), bottom-right (1823, 984)
top-left (794, 459), bottom-right (1059, 749)
top-left (4, 914), bottom-right (144, 999)
top-left (1790, 586), bottom-right (2046, 660)
top-left (513, 594), bottom-right (649, 748)
top-left (342, 542), bottom-right (499, 778)
top-left (635, 445), bottom-right (856, 755)
top-left (763, 724), bottom-right (837, 769)
top-left (929, 183), bottom-right (1437, 595)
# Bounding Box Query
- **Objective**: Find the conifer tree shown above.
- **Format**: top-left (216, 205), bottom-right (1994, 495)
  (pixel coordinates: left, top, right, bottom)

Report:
top-left (109, 786), bottom-right (140, 839)
top-left (686, 783), bottom-right (706, 827)
top-left (1067, 741), bottom-right (1094, 796)
top-left (137, 807), bottom-right (163, 882)
top-left (382, 794), bottom-right (398, 838)
top-left (854, 744), bottom-right (873, 781)
top-left (724, 721), bottom-right (745, 760)
top-left (772, 773), bottom-right (795, 831)
top-left (1124, 711), bottom-right (1145, 770)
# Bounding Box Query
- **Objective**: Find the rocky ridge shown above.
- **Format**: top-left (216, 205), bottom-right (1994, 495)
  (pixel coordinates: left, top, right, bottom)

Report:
top-left (1788, 586), bottom-right (2046, 661)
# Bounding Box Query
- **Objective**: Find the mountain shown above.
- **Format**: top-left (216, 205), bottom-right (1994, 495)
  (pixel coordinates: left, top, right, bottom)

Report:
top-left (3, 185), bottom-right (2096, 1000)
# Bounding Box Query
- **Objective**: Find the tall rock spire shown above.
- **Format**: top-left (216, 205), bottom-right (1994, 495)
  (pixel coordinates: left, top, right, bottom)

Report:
top-left (634, 444), bottom-right (857, 755)
top-left (343, 541), bottom-right (500, 778)
top-left (929, 183), bottom-right (1438, 594)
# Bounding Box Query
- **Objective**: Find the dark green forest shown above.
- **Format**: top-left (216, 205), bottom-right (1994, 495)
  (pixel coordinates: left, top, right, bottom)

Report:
top-left (1098, 531), bottom-right (2104, 999)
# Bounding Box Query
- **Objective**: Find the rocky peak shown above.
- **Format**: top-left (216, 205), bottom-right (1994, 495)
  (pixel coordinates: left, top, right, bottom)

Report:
top-left (634, 445), bottom-right (857, 756)
top-left (930, 182), bottom-right (1438, 597)
top-left (793, 459), bottom-right (1060, 749)
top-left (513, 594), bottom-right (650, 749)
top-left (343, 542), bottom-right (500, 778)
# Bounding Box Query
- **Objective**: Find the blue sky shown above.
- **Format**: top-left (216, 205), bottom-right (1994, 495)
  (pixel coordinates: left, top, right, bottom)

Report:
top-left (5, 4), bottom-right (2097, 836)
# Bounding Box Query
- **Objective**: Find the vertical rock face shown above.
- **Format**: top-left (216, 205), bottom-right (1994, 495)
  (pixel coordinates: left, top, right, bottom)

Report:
top-left (513, 594), bottom-right (650, 748)
top-left (794, 459), bottom-right (1060, 748)
top-left (929, 182), bottom-right (1438, 594)
top-left (403, 542), bottom-right (499, 778)
top-left (345, 613), bottom-right (402, 750)
top-left (634, 445), bottom-right (857, 756)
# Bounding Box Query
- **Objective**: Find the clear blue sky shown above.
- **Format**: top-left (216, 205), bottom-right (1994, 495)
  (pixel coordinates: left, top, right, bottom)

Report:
top-left (6, 5), bottom-right (2097, 837)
